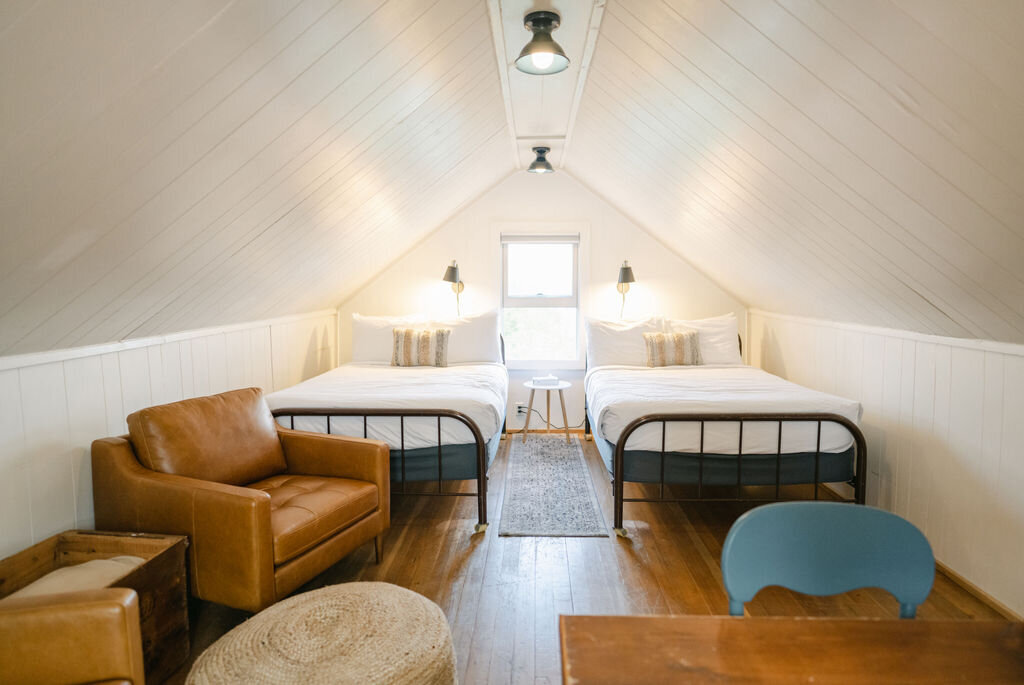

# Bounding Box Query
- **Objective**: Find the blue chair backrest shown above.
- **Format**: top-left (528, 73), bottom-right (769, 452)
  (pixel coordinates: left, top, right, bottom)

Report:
top-left (721, 502), bottom-right (934, 618)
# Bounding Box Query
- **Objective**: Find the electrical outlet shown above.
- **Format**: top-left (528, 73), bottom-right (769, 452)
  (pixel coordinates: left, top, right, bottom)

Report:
top-left (516, 402), bottom-right (527, 416)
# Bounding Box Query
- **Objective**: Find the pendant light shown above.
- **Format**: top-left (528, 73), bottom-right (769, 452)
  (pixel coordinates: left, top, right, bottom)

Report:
top-left (515, 11), bottom-right (570, 76)
top-left (527, 147), bottom-right (554, 174)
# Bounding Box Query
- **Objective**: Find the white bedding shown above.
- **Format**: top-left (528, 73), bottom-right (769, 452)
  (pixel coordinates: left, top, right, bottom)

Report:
top-left (585, 365), bottom-right (862, 454)
top-left (265, 363), bottom-right (508, 450)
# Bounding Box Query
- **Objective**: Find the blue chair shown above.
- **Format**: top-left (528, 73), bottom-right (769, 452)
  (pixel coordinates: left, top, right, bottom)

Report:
top-left (721, 502), bottom-right (934, 618)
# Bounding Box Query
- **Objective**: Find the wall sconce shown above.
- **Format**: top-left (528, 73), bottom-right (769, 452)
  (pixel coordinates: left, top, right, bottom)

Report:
top-left (442, 260), bottom-right (464, 317)
top-left (617, 260), bottom-right (635, 319)
top-left (515, 11), bottom-right (570, 76)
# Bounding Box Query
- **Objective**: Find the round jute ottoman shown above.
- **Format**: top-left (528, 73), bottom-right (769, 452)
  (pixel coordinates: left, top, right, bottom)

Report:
top-left (187, 582), bottom-right (456, 685)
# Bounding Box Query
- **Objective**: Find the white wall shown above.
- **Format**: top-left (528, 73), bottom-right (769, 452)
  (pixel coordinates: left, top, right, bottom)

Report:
top-left (337, 171), bottom-right (746, 430)
top-left (0, 310), bottom-right (337, 558)
top-left (748, 309), bottom-right (1024, 616)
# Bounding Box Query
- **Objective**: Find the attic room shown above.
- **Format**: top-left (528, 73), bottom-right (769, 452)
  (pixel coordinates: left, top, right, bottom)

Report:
top-left (0, 0), bottom-right (1022, 683)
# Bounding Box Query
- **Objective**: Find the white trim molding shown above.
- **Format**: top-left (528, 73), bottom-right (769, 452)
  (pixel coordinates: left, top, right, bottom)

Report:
top-left (0, 310), bottom-right (337, 372)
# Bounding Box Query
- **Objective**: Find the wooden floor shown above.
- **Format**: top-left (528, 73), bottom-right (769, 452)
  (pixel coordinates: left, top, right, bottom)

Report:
top-left (173, 437), bottom-right (1004, 685)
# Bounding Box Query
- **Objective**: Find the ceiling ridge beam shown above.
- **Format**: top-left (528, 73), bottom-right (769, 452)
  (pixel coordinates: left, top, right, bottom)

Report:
top-left (485, 0), bottom-right (521, 168)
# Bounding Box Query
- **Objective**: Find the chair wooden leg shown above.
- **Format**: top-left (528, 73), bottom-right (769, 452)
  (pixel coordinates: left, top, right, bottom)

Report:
top-left (374, 535), bottom-right (383, 564)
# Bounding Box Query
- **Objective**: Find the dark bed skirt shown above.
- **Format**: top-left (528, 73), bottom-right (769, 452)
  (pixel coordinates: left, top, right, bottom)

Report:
top-left (389, 430), bottom-right (503, 482)
top-left (593, 434), bottom-right (855, 486)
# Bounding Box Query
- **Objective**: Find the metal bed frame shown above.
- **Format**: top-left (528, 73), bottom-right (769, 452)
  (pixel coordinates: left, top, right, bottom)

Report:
top-left (270, 337), bottom-right (506, 534)
top-left (273, 407), bottom-right (491, 533)
top-left (583, 334), bottom-right (867, 536)
top-left (607, 412), bottom-right (867, 537)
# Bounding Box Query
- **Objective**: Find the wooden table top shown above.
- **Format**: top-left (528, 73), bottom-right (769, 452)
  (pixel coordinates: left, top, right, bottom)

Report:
top-left (559, 615), bottom-right (1024, 684)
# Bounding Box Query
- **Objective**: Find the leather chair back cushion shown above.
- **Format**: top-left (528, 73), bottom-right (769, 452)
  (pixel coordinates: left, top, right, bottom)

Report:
top-left (127, 387), bottom-right (286, 485)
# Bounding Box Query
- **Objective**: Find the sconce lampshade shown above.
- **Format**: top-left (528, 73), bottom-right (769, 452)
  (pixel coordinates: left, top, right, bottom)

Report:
top-left (617, 260), bottom-right (636, 285)
top-left (515, 11), bottom-right (570, 76)
top-left (443, 260), bottom-right (460, 284)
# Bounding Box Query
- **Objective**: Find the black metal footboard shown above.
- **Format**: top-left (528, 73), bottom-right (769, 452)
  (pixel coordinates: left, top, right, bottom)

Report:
top-left (272, 408), bottom-right (489, 533)
top-left (612, 412), bottom-right (867, 537)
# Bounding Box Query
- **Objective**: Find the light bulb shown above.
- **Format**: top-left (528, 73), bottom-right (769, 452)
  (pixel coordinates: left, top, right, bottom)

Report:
top-left (530, 52), bottom-right (554, 70)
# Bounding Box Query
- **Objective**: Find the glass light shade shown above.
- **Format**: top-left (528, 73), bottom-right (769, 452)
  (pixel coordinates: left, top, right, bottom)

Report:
top-left (515, 34), bottom-right (570, 75)
top-left (527, 146), bottom-right (554, 174)
top-left (515, 11), bottom-right (570, 76)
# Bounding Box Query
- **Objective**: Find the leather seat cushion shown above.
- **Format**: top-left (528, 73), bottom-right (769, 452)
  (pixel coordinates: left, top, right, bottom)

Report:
top-left (249, 475), bottom-right (379, 566)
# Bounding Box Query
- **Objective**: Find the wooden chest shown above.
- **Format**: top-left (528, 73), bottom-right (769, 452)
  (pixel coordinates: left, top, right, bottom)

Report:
top-left (0, 530), bottom-right (190, 684)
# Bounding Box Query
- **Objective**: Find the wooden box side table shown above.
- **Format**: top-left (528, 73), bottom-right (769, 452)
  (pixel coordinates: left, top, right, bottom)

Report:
top-left (0, 530), bottom-right (189, 684)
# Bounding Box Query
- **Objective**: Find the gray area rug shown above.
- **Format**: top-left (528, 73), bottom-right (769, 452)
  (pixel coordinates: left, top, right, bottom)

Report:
top-left (499, 435), bottom-right (608, 537)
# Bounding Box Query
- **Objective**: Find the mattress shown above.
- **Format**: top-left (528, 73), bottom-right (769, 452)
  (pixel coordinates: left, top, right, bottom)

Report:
top-left (266, 362), bottom-right (508, 450)
top-left (585, 365), bottom-right (862, 454)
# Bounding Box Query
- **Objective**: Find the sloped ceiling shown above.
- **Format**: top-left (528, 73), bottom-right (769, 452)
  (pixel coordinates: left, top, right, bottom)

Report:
top-left (0, 0), bottom-right (512, 355)
top-left (567, 0), bottom-right (1024, 343)
top-left (2, 0), bottom-right (1023, 356)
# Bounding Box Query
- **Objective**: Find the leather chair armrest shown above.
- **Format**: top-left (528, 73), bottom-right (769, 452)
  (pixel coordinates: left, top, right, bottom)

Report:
top-left (92, 437), bottom-right (276, 612)
top-left (0, 587), bottom-right (145, 685)
top-left (278, 428), bottom-right (389, 487)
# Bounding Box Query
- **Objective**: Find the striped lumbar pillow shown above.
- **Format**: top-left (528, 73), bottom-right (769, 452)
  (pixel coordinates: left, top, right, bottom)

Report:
top-left (643, 330), bottom-right (701, 367)
top-left (391, 328), bottom-right (451, 367)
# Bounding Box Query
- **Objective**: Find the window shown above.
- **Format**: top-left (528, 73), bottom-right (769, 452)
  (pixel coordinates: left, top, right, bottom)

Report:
top-left (501, 234), bottom-right (579, 364)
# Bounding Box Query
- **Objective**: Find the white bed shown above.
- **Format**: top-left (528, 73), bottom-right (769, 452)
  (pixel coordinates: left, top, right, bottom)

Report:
top-left (585, 364), bottom-right (862, 454)
top-left (265, 362), bottom-right (508, 449)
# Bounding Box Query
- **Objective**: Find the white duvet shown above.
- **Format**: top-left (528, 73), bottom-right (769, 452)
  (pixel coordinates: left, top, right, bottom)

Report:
top-left (266, 363), bottom-right (508, 449)
top-left (585, 365), bottom-right (862, 454)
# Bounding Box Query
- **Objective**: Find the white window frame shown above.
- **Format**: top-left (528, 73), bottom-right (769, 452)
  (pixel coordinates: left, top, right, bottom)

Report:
top-left (500, 233), bottom-right (582, 370)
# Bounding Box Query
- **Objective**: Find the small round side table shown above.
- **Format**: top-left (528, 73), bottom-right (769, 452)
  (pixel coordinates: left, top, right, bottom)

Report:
top-left (522, 380), bottom-right (572, 444)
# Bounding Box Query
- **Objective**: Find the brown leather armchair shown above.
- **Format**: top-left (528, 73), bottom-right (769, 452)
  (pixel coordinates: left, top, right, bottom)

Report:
top-left (0, 588), bottom-right (146, 684)
top-left (92, 388), bottom-right (389, 613)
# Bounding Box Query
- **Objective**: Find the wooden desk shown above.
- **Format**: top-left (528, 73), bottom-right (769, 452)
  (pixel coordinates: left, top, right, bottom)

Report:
top-left (560, 615), bottom-right (1024, 684)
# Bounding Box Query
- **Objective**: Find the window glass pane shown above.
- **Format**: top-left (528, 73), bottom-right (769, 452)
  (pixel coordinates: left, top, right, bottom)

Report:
top-left (502, 308), bottom-right (577, 361)
top-left (506, 243), bottom-right (574, 298)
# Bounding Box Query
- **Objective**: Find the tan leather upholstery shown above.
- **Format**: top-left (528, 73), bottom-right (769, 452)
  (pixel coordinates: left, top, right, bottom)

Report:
top-left (0, 588), bottom-right (145, 685)
top-left (251, 475), bottom-right (378, 565)
top-left (127, 387), bottom-right (286, 485)
top-left (94, 388), bottom-right (390, 613)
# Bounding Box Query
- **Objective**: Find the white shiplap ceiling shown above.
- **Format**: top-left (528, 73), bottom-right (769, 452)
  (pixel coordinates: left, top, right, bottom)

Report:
top-left (1, 0), bottom-right (1023, 355)
top-left (567, 0), bottom-right (1024, 343)
top-left (0, 0), bottom-right (512, 355)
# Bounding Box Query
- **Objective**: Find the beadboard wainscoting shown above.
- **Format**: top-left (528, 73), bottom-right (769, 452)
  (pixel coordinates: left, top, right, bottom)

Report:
top-left (748, 310), bottom-right (1024, 616)
top-left (0, 310), bottom-right (337, 558)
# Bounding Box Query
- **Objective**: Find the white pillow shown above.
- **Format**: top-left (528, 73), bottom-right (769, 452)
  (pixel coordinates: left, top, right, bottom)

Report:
top-left (351, 313), bottom-right (429, 363)
top-left (585, 317), bottom-right (664, 368)
top-left (433, 310), bottom-right (502, 364)
top-left (665, 313), bottom-right (742, 365)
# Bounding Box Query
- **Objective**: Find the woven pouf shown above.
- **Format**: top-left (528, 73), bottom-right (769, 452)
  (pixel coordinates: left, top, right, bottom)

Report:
top-left (187, 582), bottom-right (456, 685)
